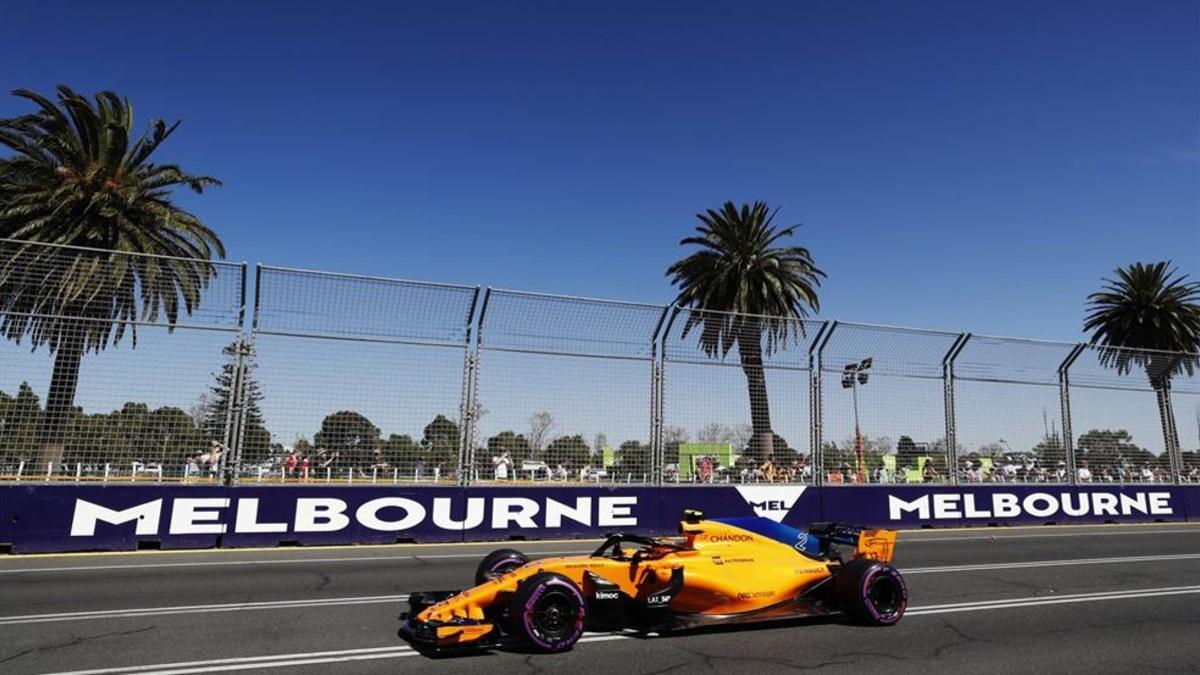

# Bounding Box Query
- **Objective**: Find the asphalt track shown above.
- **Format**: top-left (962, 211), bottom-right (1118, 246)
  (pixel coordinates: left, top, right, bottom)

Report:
top-left (1, 524), bottom-right (1198, 674)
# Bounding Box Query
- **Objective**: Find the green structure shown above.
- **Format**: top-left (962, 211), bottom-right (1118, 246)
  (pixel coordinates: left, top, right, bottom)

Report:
top-left (677, 442), bottom-right (734, 479)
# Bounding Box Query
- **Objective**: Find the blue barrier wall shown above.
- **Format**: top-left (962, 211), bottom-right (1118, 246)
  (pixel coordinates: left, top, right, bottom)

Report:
top-left (1, 483), bottom-right (1196, 553)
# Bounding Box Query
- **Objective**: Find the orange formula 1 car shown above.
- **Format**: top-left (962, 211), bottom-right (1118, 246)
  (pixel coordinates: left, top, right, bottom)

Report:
top-left (399, 510), bottom-right (906, 654)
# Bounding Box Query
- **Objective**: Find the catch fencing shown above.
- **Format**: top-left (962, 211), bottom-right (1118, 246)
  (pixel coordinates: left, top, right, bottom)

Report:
top-left (1, 238), bottom-right (1198, 487)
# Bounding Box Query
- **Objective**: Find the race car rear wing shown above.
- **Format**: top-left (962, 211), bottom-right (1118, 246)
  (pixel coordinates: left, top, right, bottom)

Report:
top-left (807, 522), bottom-right (897, 563)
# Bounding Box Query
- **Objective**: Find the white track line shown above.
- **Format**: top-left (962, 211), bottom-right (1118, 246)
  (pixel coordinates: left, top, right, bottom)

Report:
top-left (40, 587), bottom-right (1200, 675)
top-left (902, 552), bottom-right (1200, 574)
top-left (5, 552), bottom-right (1198, 625)
top-left (0, 595), bottom-right (410, 625)
top-left (5, 527), bottom-right (1196, 575)
top-left (905, 585), bottom-right (1200, 614)
top-left (45, 634), bottom-right (635, 675)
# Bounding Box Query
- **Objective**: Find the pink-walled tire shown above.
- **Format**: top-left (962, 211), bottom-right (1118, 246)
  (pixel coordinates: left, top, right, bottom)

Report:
top-left (508, 572), bottom-right (586, 652)
top-left (475, 548), bottom-right (530, 585)
top-left (834, 558), bottom-right (907, 626)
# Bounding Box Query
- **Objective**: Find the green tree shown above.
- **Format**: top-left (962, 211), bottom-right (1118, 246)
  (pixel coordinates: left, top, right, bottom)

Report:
top-left (0, 383), bottom-right (42, 464)
top-left (546, 434), bottom-right (591, 471)
top-left (614, 440), bottom-right (651, 474)
top-left (314, 411), bottom-right (380, 468)
top-left (422, 414), bottom-right (460, 471)
top-left (666, 201), bottom-right (824, 460)
top-left (1084, 262), bottom-right (1200, 466)
top-left (896, 436), bottom-right (921, 470)
top-left (0, 86), bottom-right (223, 466)
top-left (382, 433), bottom-right (424, 471)
top-left (1030, 432), bottom-right (1066, 467)
top-left (486, 431), bottom-right (532, 465)
top-left (202, 340), bottom-right (270, 463)
top-left (1075, 429), bottom-right (1158, 470)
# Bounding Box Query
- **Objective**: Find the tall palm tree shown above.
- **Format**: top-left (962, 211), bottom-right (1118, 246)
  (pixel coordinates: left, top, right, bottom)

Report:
top-left (1083, 262), bottom-right (1200, 468)
top-left (0, 86), bottom-right (224, 466)
top-left (666, 201), bottom-right (824, 459)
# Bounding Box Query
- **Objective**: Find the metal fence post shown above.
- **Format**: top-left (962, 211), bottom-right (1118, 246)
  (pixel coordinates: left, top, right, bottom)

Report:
top-left (1158, 383), bottom-right (1181, 484)
top-left (649, 306), bottom-right (670, 486)
top-left (229, 335), bottom-right (255, 486)
top-left (459, 287), bottom-right (484, 486)
top-left (656, 307), bottom-right (681, 484)
top-left (810, 321), bottom-right (837, 486)
top-left (1058, 343), bottom-right (1085, 485)
top-left (220, 263), bottom-right (253, 486)
top-left (942, 333), bottom-right (970, 485)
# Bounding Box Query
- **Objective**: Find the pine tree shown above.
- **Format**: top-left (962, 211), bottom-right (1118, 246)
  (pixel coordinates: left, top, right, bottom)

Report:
top-left (202, 341), bottom-right (269, 460)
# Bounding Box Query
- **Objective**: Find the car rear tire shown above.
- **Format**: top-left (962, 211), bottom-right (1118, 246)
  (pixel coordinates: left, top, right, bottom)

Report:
top-left (834, 558), bottom-right (907, 626)
top-left (509, 572), bottom-right (586, 652)
top-left (475, 548), bottom-right (530, 585)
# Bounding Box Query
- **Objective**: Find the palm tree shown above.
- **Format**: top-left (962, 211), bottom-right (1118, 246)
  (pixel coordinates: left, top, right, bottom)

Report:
top-left (1084, 262), bottom-right (1200, 469)
top-left (666, 201), bottom-right (824, 459)
top-left (0, 86), bottom-right (224, 467)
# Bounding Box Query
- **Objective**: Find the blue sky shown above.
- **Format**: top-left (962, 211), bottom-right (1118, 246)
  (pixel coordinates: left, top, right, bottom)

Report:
top-left (3, 0), bottom-right (1197, 342)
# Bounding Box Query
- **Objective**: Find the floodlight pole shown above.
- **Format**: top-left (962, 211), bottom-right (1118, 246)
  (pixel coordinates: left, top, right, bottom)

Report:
top-left (845, 358), bottom-right (872, 483)
top-left (851, 379), bottom-right (863, 483)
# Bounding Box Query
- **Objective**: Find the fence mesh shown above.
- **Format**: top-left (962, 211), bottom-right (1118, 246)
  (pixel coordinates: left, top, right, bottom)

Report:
top-left (953, 336), bottom-right (1077, 483)
top-left (2, 238), bottom-right (1197, 486)
top-left (818, 322), bottom-right (960, 485)
top-left (244, 266), bottom-right (477, 484)
top-left (662, 308), bottom-right (822, 485)
top-left (0, 239), bottom-right (244, 481)
top-left (1064, 344), bottom-right (1191, 483)
top-left (472, 290), bottom-right (666, 484)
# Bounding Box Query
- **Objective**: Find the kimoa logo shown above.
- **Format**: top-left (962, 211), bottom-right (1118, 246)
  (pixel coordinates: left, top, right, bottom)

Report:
top-left (734, 486), bottom-right (806, 523)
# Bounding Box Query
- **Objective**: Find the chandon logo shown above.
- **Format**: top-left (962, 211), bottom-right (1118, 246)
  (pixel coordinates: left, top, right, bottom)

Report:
top-left (734, 486), bottom-right (806, 522)
top-left (68, 496), bottom-right (639, 537)
top-left (887, 491), bottom-right (1174, 520)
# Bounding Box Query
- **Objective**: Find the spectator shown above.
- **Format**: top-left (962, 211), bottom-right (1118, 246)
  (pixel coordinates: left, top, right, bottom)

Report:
top-left (370, 449), bottom-right (390, 472)
top-left (699, 455), bottom-right (715, 483)
top-left (922, 461), bottom-right (940, 483)
top-left (758, 458), bottom-right (775, 483)
top-left (314, 448), bottom-right (339, 471)
top-left (492, 451), bottom-right (513, 481)
top-left (415, 459), bottom-right (425, 481)
top-left (1055, 461), bottom-right (1067, 482)
top-left (185, 454), bottom-right (201, 478)
top-left (198, 441), bottom-right (227, 476)
top-left (1001, 456), bottom-right (1018, 481)
top-left (298, 453), bottom-right (310, 477)
top-left (284, 451), bottom-right (298, 476)
top-left (1077, 461), bottom-right (1093, 482)
top-left (663, 463), bottom-right (679, 482)
top-left (1140, 463), bottom-right (1154, 482)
